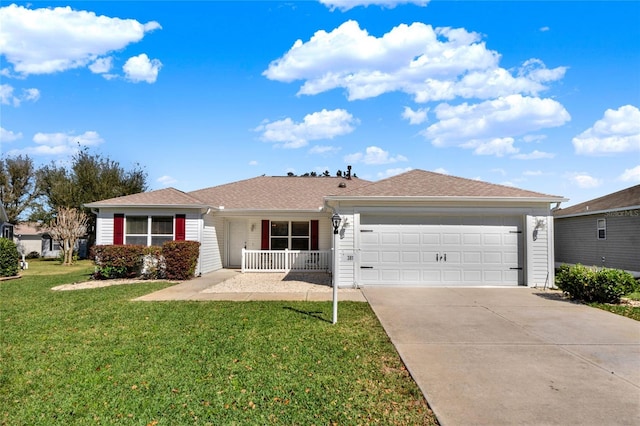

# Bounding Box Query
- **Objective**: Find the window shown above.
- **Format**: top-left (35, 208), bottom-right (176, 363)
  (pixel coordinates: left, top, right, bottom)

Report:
top-left (125, 215), bottom-right (174, 246)
top-left (597, 218), bottom-right (606, 240)
top-left (269, 221), bottom-right (310, 250)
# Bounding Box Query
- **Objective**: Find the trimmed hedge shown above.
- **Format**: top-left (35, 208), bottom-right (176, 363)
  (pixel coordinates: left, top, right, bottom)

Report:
top-left (91, 245), bottom-right (145, 279)
top-left (0, 238), bottom-right (20, 277)
top-left (556, 264), bottom-right (639, 304)
top-left (91, 240), bottom-right (200, 281)
top-left (162, 240), bottom-right (200, 280)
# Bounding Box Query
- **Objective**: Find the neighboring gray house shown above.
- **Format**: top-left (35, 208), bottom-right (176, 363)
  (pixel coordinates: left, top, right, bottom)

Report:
top-left (86, 169), bottom-right (566, 288)
top-left (553, 184), bottom-right (640, 276)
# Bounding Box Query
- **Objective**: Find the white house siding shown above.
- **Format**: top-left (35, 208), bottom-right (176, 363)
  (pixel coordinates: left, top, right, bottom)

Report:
top-left (93, 208), bottom-right (202, 245)
top-left (199, 213), bottom-right (222, 274)
top-left (526, 214), bottom-right (555, 288)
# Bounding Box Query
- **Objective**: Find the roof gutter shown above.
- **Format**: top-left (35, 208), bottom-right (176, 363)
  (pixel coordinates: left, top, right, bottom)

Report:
top-left (324, 195), bottom-right (568, 204)
top-left (554, 205), bottom-right (640, 219)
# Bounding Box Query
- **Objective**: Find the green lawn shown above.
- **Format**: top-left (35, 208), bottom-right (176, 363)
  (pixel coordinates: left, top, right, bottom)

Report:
top-left (0, 260), bottom-right (436, 425)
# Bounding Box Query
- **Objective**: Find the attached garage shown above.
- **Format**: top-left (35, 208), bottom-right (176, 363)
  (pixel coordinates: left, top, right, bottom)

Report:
top-left (324, 170), bottom-right (566, 289)
top-left (358, 220), bottom-right (523, 287)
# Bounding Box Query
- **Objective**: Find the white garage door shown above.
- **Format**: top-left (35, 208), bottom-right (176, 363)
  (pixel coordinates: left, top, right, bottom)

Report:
top-left (358, 224), bottom-right (521, 286)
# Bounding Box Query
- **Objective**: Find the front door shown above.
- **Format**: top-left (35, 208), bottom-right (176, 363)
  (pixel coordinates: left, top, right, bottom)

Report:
top-left (228, 220), bottom-right (247, 268)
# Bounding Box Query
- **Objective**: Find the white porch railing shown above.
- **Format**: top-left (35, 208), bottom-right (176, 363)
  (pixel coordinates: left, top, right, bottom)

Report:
top-left (241, 249), bottom-right (331, 272)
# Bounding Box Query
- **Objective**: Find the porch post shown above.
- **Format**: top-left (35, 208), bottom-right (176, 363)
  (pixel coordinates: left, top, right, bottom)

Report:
top-left (241, 248), bottom-right (245, 272)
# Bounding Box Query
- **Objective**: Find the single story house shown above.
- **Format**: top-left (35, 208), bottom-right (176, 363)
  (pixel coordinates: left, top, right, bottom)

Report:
top-left (12, 222), bottom-right (69, 259)
top-left (85, 169), bottom-right (566, 288)
top-left (553, 184), bottom-right (639, 276)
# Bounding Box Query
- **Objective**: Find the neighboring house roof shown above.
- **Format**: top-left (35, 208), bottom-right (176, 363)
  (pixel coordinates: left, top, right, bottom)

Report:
top-left (332, 169), bottom-right (565, 201)
top-left (14, 222), bottom-right (45, 236)
top-left (85, 187), bottom-right (209, 209)
top-left (553, 184), bottom-right (640, 218)
top-left (189, 176), bottom-right (371, 211)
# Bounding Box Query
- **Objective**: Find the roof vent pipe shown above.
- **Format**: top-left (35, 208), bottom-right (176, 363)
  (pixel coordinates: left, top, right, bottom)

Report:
top-left (346, 165), bottom-right (352, 180)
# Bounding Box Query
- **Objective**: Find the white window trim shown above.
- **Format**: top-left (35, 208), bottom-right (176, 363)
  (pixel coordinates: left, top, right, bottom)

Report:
top-left (269, 220), bottom-right (310, 250)
top-left (597, 218), bottom-right (606, 240)
top-left (125, 215), bottom-right (175, 246)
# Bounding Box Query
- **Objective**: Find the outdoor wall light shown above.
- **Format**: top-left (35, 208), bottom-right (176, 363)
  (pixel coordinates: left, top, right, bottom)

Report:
top-left (331, 213), bottom-right (341, 235)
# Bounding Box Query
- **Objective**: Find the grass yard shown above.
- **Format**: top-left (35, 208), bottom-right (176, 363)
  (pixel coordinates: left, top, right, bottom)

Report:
top-left (0, 260), bottom-right (436, 425)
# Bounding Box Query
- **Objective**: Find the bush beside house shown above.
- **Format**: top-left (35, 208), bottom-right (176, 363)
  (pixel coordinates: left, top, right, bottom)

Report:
top-left (0, 238), bottom-right (20, 277)
top-left (91, 240), bottom-right (200, 281)
top-left (556, 264), bottom-right (639, 304)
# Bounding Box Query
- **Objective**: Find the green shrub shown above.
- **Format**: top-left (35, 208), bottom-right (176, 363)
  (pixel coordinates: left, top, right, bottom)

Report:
top-left (162, 240), bottom-right (200, 280)
top-left (91, 245), bottom-right (145, 279)
top-left (0, 238), bottom-right (20, 277)
top-left (556, 264), bottom-right (638, 304)
top-left (25, 251), bottom-right (40, 259)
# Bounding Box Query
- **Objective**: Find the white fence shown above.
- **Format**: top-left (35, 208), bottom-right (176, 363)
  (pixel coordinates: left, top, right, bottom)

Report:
top-left (242, 249), bottom-right (331, 272)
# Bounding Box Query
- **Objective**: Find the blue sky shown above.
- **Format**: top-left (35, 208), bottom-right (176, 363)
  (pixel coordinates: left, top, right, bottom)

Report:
top-left (1, 0), bottom-right (639, 207)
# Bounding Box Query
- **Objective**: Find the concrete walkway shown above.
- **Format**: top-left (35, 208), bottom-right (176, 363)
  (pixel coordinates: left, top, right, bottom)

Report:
top-left (362, 287), bottom-right (640, 426)
top-left (133, 269), bottom-right (366, 302)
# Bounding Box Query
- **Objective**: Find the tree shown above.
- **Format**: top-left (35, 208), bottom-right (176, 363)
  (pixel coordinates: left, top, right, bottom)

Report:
top-left (37, 148), bottom-right (148, 244)
top-left (0, 155), bottom-right (41, 223)
top-left (45, 207), bottom-right (89, 265)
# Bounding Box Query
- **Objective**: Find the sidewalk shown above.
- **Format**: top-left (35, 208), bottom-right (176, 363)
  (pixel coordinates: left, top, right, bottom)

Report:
top-left (133, 269), bottom-right (367, 302)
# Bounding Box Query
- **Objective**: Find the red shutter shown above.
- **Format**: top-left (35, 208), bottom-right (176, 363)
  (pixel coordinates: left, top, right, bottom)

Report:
top-left (114, 214), bottom-right (124, 245)
top-left (261, 220), bottom-right (270, 250)
top-left (175, 214), bottom-right (186, 241)
top-left (310, 220), bottom-right (319, 250)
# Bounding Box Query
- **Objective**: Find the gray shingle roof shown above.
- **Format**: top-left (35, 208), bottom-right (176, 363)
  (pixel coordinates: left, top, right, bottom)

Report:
top-left (189, 176), bottom-right (371, 210)
top-left (553, 184), bottom-right (640, 217)
top-left (85, 187), bottom-right (207, 208)
top-left (339, 169), bottom-right (563, 199)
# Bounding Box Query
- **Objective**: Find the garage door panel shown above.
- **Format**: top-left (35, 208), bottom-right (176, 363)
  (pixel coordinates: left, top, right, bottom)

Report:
top-left (403, 252), bottom-right (420, 263)
top-left (359, 223), bottom-right (522, 287)
top-left (464, 252), bottom-right (482, 264)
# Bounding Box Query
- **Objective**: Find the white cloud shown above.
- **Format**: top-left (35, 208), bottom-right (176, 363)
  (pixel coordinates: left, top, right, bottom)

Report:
top-left (256, 108), bottom-right (357, 149)
top-left (433, 167), bottom-right (448, 174)
top-left (0, 127), bottom-right (23, 142)
top-left (377, 167), bottom-right (413, 179)
top-left (309, 145), bottom-right (341, 155)
top-left (422, 95), bottom-right (569, 155)
top-left (523, 170), bottom-right (543, 176)
top-left (7, 130), bottom-right (104, 157)
top-left (567, 172), bottom-right (602, 189)
top-left (264, 20), bottom-right (566, 102)
top-left (522, 134), bottom-right (547, 143)
top-left (320, 0), bottom-right (430, 12)
top-left (512, 150), bottom-right (555, 160)
top-left (0, 84), bottom-right (40, 106)
top-left (157, 175), bottom-right (177, 186)
top-left (0, 4), bottom-right (161, 76)
top-left (249, 160), bottom-right (258, 166)
top-left (491, 168), bottom-right (507, 176)
top-left (402, 106), bottom-right (428, 125)
top-left (466, 137), bottom-right (518, 157)
top-left (540, 26), bottom-right (550, 32)
top-left (618, 165), bottom-right (640, 182)
top-left (572, 105), bottom-right (640, 155)
top-left (89, 56), bottom-right (113, 74)
top-left (344, 146), bottom-right (408, 165)
top-left (123, 54), bottom-right (162, 83)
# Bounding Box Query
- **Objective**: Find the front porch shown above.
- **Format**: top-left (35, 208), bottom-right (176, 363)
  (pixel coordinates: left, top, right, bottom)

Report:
top-left (241, 249), bottom-right (331, 273)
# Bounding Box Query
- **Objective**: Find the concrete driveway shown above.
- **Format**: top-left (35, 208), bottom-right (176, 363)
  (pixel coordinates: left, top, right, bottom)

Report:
top-left (362, 287), bottom-right (640, 426)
